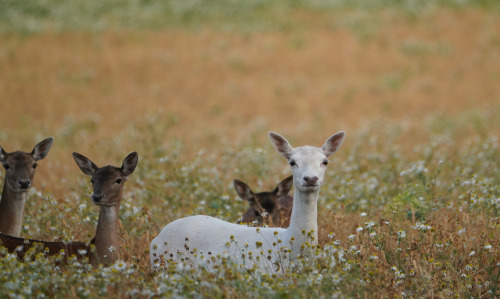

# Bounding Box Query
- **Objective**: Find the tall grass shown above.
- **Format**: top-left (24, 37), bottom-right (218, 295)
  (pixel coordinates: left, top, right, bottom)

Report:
top-left (1, 110), bottom-right (498, 297)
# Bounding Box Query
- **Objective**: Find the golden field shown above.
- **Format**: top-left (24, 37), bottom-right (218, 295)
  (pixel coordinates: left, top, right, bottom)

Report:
top-left (0, 3), bottom-right (499, 297)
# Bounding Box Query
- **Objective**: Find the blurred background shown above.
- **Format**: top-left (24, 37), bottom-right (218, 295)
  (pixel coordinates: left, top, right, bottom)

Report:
top-left (0, 0), bottom-right (499, 201)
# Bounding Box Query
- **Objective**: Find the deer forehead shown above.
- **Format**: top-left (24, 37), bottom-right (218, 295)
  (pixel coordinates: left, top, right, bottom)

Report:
top-left (92, 166), bottom-right (123, 181)
top-left (255, 191), bottom-right (278, 200)
top-left (5, 151), bottom-right (35, 164)
top-left (289, 146), bottom-right (326, 164)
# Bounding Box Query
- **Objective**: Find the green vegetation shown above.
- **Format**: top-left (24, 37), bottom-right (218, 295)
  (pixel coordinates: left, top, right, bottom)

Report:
top-left (1, 0), bottom-right (499, 33)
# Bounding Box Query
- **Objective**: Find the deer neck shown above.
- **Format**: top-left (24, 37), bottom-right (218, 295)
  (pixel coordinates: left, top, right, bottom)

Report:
top-left (285, 187), bottom-right (319, 254)
top-left (0, 184), bottom-right (27, 237)
top-left (91, 203), bottom-right (120, 266)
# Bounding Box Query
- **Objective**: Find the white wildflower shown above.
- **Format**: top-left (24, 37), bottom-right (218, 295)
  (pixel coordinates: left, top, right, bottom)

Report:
top-left (413, 222), bottom-right (432, 231)
top-left (112, 260), bottom-right (128, 271)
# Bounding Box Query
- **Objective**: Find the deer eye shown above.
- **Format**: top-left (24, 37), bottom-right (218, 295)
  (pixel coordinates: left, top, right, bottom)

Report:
top-left (90, 179), bottom-right (94, 184)
top-left (33, 163), bottom-right (38, 169)
top-left (3, 163), bottom-right (9, 170)
top-left (115, 178), bottom-right (122, 184)
top-left (322, 159), bottom-right (328, 166)
top-left (289, 160), bottom-right (296, 167)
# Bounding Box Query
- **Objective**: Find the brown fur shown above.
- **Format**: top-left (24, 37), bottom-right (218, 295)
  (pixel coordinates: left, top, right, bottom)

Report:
top-left (234, 176), bottom-right (293, 227)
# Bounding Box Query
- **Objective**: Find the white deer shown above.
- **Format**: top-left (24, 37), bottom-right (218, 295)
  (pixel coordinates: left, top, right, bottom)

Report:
top-left (150, 131), bottom-right (345, 273)
top-left (0, 138), bottom-right (54, 237)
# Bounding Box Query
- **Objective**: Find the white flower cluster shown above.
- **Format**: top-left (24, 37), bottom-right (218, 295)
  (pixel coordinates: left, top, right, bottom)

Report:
top-left (412, 222), bottom-right (432, 231)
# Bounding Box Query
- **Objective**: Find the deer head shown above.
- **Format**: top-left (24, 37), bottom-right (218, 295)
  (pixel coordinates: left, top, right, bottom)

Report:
top-left (72, 152), bottom-right (138, 207)
top-left (269, 132), bottom-right (345, 193)
top-left (234, 176), bottom-right (293, 226)
top-left (0, 138), bottom-right (53, 192)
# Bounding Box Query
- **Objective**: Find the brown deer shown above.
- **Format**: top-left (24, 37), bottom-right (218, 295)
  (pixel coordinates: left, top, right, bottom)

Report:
top-left (0, 232), bottom-right (87, 260)
top-left (233, 175), bottom-right (293, 227)
top-left (0, 152), bottom-right (138, 267)
top-left (0, 137), bottom-right (54, 237)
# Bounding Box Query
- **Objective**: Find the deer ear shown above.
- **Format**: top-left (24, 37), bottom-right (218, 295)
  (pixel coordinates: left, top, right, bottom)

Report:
top-left (0, 145), bottom-right (6, 163)
top-left (322, 131), bottom-right (345, 157)
top-left (269, 132), bottom-right (293, 159)
top-left (233, 179), bottom-right (254, 202)
top-left (32, 137), bottom-right (54, 161)
top-left (275, 175), bottom-right (293, 197)
top-left (72, 152), bottom-right (99, 176)
top-left (121, 152), bottom-right (138, 177)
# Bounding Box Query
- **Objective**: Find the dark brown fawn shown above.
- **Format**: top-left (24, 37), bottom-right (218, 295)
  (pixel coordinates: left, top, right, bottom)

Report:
top-left (233, 175), bottom-right (293, 227)
top-left (0, 152), bottom-right (138, 267)
top-left (0, 138), bottom-right (54, 237)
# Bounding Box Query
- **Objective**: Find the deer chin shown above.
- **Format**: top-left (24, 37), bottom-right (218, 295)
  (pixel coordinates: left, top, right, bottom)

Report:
top-left (298, 184), bottom-right (320, 192)
top-left (9, 185), bottom-right (30, 193)
top-left (94, 202), bottom-right (116, 207)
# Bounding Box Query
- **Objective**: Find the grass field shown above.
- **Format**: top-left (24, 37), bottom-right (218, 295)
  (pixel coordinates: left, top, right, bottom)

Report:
top-left (0, 1), bottom-right (499, 297)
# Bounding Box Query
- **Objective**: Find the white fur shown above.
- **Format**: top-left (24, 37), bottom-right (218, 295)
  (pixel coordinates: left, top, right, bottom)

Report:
top-left (150, 131), bottom-right (345, 274)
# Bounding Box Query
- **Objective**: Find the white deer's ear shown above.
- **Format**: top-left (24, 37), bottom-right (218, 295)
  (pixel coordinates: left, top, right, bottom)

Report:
top-left (72, 152), bottom-right (99, 176)
top-left (269, 132), bottom-right (293, 159)
top-left (121, 152), bottom-right (138, 177)
top-left (322, 131), bottom-right (345, 157)
top-left (32, 137), bottom-right (54, 161)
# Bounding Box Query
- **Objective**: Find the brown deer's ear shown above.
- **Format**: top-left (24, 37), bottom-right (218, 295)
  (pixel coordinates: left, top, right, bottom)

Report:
top-left (0, 145), bottom-right (7, 163)
top-left (32, 137), bottom-right (54, 161)
top-left (233, 179), bottom-right (254, 202)
top-left (269, 132), bottom-right (293, 160)
top-left (275, 176), bottom-right (293, 197)
top-left (322, 132), bottom-right (345, 157)
top-left (72, 152), bottom-right (99, 176)
top-left (121, 152), bottom-right (138, 177)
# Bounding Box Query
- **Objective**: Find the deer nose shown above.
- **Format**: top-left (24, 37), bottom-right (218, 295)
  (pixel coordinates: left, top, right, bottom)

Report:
top-left (303, 176), bottom-right (318, 185)
top-left (18, 179), bottom-right (31, 189)
top-left (92, 193), bottom-right (104, 203)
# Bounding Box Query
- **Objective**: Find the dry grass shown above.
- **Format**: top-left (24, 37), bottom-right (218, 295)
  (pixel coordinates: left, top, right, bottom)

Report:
top-left (2, 9), bottom-right (499, 197)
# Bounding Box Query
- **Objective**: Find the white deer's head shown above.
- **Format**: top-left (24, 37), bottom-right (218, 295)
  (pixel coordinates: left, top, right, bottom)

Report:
top-left (269, 132), bottom-right (345, 192)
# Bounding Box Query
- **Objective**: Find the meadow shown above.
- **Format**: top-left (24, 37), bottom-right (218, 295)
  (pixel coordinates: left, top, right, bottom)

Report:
top-left (0, 0), bottom-right (499, 297)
